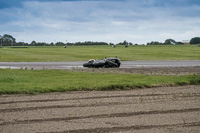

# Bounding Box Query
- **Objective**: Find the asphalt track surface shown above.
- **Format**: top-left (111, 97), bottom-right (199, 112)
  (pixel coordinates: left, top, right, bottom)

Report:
top-left (0, 60), bottom-right (200, 69)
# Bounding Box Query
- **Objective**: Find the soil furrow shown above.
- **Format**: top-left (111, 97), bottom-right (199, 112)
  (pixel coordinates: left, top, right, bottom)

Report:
top-left (41, 122), bottom-right (200, 133)
top-left (1, 108), bottom-right (199, 126)
top-left (0, 102), bottom-right (122, 113)
top-left (1, 96), bottom-right (199, 113)
top-left (1, 93), bottom-right (199, 105)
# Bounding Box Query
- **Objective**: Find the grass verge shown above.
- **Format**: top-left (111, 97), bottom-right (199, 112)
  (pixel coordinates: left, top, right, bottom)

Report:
top-left (0, 45), bottom-right (200, 61)
top-left (0, 69), bottom-right (199, 94)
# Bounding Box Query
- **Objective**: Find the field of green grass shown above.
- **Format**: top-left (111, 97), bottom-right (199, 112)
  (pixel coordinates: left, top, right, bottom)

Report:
top-left (0, 69), bottom-right (199, 94)
top-left (0, 45), bottom-right (199, 94)
top-left (0, 45), bottom-right (199, 62)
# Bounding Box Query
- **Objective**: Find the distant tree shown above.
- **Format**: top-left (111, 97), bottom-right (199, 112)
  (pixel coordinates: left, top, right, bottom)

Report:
top-left (30, 40), bottom-right (36, 46)
top-left (0, 35), bottom-right (2, 47)
top-left (176, 41), bottom-right (184, 45)
top-left (123, 40), bottom-right (128, 45)
top-left (72, 41), bottom-right (108, 46)
top-left (164, 39), bottom-right (176, 45)
top-left (50, 42), bottom-right (54, 46)
top-left (129, 42), bottom-right (133, 45)
top-left (2, 34), bottom-right (15, 42)
top-left (147, 41), bottom-right (162, 45)
top-left (16, 42), bottom-right (25, 46)
top-left (2, 34), bottom-right (16, 46)
top-left (190, 37), bottom-right (200, 44)
top-left (118, 40), bottom-right (128, 45)
top-left (55, 42), bottom-right (65, 46)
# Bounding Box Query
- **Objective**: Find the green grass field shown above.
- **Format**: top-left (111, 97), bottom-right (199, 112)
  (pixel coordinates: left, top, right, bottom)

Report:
top-left (0, 45), bottom-right (199, 62)
top-left (0, 45), bottom-right (199, 94)
top-left (0, 69), bottom-right (199, 94)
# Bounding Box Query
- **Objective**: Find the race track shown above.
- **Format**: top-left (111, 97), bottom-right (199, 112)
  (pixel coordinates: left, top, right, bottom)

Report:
top-left (0, 60), bottom-right (200, 69)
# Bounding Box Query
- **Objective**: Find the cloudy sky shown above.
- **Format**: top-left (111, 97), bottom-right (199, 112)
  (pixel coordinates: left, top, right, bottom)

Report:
top-left (0, 0), bottom-right (200, 44)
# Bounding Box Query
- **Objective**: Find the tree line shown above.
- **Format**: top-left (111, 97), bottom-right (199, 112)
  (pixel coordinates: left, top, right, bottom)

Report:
top-left (0, 34), bottom-right (200, 47)
top-left (147, 39), bottom-right (184, 45)
top-left (146, 38), bottom-right (200, 45)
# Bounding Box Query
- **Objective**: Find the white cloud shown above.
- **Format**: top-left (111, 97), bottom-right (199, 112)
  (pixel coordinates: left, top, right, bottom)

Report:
top-left (0, 0), bottom-right (200, 44)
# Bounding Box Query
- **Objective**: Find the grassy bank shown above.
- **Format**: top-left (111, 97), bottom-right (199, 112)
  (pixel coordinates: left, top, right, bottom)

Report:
top-left (0, 69), bottom-right (199, 94)
top-left (0, 45), bottom-right (199, 62)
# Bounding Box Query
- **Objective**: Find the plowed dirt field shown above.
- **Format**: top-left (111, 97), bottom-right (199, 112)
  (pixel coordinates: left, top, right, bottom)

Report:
top-left (0, 85), bottom-right (200, 133)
